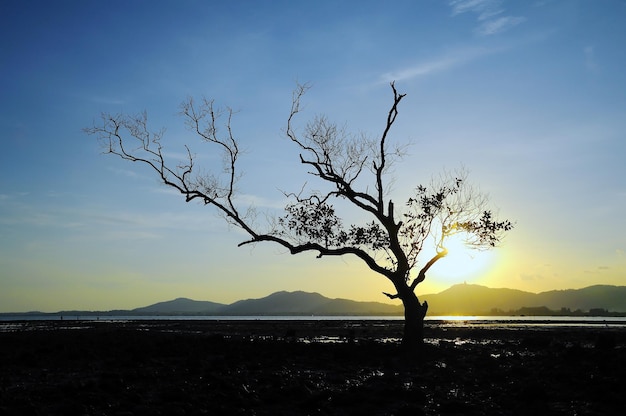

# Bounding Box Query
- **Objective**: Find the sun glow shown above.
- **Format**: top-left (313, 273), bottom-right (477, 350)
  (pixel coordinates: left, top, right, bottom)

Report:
top-left (427, 233), bottom-right (496, 283)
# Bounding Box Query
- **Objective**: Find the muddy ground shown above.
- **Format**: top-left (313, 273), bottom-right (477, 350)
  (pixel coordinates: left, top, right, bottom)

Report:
top-left (0, 320), bottom-right (624, 415)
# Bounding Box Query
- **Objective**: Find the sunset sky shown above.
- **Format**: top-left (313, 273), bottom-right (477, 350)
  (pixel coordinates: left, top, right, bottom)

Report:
top-left (1, 0), bottom-right (625, 312)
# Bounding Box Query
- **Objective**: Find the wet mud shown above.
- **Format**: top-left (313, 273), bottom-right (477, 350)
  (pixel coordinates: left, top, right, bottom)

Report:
top-left (1, 320), bottom-right (624, 415)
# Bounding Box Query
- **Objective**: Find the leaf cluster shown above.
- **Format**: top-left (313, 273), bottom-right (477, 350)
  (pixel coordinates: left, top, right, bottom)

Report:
top-left (277, 199), bottom-right (388, 250)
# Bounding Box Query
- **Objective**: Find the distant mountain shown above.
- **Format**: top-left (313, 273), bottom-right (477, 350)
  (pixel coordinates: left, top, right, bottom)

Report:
top-left (421, 284), bottom-right (537, 315)
top-left (123, 291), bottom-right (401, 316)
top-left (131, 285), bottom-right (626, 316)
top-left (534, 285), bottom-right (626, 312)
top-left (220, 291), bottom-right (401, 316)
top-left (132, 297), bottom-right (225, 314)
top-left (3, 285), bottom-right (626, 317)
top-left (420, 284), bottom-right (626, 315)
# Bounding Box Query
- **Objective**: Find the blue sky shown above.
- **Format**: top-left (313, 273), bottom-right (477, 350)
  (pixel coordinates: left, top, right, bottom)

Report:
top-left (1, 0), bottom-right (625, 312)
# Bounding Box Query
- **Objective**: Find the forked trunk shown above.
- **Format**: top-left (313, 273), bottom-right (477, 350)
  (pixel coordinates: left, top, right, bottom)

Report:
top-left (400, 290), bottom-right (428, 351)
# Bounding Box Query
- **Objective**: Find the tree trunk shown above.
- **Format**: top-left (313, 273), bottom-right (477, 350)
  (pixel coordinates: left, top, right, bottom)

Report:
top-left (400, 289), bottom-right (428, 352)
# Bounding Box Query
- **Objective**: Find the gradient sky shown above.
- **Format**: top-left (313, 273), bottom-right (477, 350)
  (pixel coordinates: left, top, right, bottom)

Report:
top-left (1, 0), bottom-right (625, 312)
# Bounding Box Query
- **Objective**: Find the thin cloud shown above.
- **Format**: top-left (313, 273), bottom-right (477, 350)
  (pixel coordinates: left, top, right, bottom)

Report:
top-left (106, 166), bottom-right (143, 178)
top-left (380, 47), bottom-right (502, 83)
top-left (449, 0), bottom-right (525, 36)
top-left (450, 0), bottom-right (502, 18)
top-left (476, 16), bottom-right (526, 36)
top-left (235, 193), bottom-right (286, 210)
top-left (381, 56), bottom-right (460, 83)
top-left (89, 96), bottom-right (127, 105)
top-left (584, 45), bottom-right (599, 72)
top-left (520, 273), bottom-right (543, 281)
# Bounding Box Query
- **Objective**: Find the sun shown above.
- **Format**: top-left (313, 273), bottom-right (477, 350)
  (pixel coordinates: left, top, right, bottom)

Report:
top-left (427, 233), bottom-right (496, 283)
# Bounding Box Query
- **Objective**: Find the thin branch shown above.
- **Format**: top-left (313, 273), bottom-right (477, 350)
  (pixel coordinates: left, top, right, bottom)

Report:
top-left (375, 82), bottom-right (406, 214)
top-left (383, 292), bottom-right (400, 300)
top-left (238, 234), bottom-right (392, 278)
top-left (409, 249), bottom-right (448, 290)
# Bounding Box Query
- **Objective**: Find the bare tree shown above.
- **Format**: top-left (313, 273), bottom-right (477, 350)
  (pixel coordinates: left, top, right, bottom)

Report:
top-left (85, 83), bottom-right (512, 349)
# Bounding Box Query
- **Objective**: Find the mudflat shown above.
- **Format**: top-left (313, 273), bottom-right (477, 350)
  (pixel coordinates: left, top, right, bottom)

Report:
top-left (1, 320), bottom-right (624, 415)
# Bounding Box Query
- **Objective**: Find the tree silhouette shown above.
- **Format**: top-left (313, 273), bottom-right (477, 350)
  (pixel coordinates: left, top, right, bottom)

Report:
top-left (85, 83), bottom-right (512, 349)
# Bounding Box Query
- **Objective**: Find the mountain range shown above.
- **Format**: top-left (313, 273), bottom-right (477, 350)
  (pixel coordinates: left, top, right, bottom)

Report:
top-left (131, 284), bottom-right (626, 316)
top-left (132, 290), bottom-right (401, 316)
top-left (422, 284), bottom-right (626, 315)
top-left (4, 284), bottom-right (626, 317)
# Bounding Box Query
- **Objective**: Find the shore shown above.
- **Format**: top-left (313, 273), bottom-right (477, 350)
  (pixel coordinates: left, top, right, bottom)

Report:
top-left (1, 320), bottom-right (624, 415)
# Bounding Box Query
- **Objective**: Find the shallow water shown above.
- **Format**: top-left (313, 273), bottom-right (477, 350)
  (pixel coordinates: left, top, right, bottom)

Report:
top-left (2, 316), bottom-right (625, 338)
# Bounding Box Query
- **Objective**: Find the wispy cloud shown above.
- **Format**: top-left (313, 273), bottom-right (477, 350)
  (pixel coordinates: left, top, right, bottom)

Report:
top-left (449, 0), bottom-right (526, 36)
top-left (450, 0), bottom-right (501, 18)
top-left (0, 192), bottom-right (221, 236)
top-left (584, 45), bottom-right (599, 72)
top-left (381, 55), bottom-right (461, 83)
top-left (476, 16), bottom-right (526, 36)
top-left (235, 193), bottom-right (286, 210)
top-left (380, 46), bottom-right (503, 83)
top-left (89, 96), bottom-right (127, 105)
top-left (106, 166), bottom-right (143, 179)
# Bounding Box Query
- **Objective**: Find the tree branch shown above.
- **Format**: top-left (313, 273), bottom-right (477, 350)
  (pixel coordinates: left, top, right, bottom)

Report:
top-left (375, 82), bottom-right (406, 213)
top-left (383, 291), bottom-right (400, 300)
top-left (238, 234), bottom-right (392, 278)
top-left (409, 248), bottom-right (448, 290)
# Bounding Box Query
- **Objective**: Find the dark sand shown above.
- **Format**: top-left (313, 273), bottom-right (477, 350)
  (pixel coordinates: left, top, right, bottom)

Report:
top-left (1, 320), bottom-right (624, 415)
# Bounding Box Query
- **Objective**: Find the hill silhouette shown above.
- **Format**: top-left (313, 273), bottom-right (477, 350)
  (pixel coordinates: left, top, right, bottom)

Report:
top-left (3, 284), bottom-right (626, 316)
top-left (128, 291), bottom-right (401, 316)
top-left (221, 291), bottom-right (400, 315)
top-left (534, 285), bottom-right (626, 312)
top-left (421, 284), bottom-right (536, 315)
top-left (126, 285), bottom-right (626, 316)
top-left (422, 284), bottom-right (626, 315)
top-left (132, 297), bottom-right (225, 314)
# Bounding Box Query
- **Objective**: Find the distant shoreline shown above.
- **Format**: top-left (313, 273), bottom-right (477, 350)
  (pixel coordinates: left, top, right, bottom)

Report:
top-left (2, 315), bottom-right (626, 331)
top-left (2, 310), bottom-right (626, 318)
